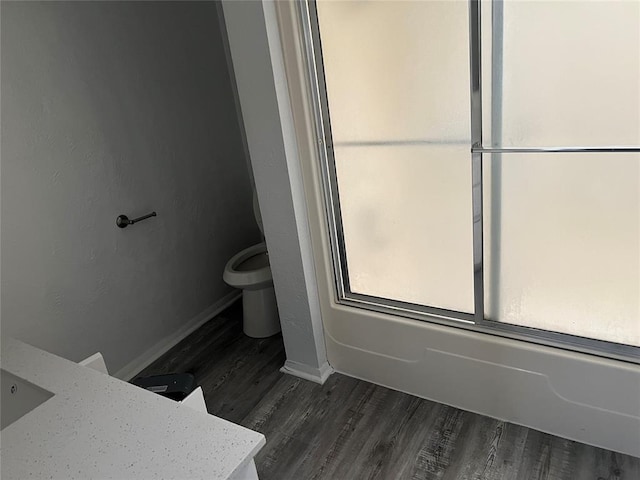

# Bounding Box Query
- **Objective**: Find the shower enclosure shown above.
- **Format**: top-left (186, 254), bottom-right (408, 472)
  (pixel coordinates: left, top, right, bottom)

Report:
top-left (302, 0), bottom-right (639, 361)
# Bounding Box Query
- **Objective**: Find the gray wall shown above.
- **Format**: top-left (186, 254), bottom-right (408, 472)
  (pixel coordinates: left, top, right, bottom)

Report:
top-left (1, 1), bottom-right (260, 375)
top-left (222, 0), bottom-right (330, 382)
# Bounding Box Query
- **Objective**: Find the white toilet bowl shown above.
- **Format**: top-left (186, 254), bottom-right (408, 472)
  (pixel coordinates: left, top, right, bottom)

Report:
top-left (223, 242), bottom-right (280, 338)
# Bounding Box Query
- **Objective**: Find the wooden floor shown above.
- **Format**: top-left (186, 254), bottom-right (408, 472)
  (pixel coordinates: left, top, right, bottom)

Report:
top-left (136, 301), bottom-right (639, 480)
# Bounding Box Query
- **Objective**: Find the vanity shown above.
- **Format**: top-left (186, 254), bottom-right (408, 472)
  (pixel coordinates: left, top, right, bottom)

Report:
top-left (0, 337), bottom-right (265, 479)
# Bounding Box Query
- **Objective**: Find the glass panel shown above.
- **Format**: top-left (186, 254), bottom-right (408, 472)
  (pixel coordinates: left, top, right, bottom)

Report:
top-left (336, 146), bottom-right (473, 312)
top-left (317, 0), bottom-right (470, 143)
top-left (482, 0), bottom-right (640, 148)
top-left (316, 1), bottom-right (473, 313)
top-left (484, 153), bottom-right (640, 347)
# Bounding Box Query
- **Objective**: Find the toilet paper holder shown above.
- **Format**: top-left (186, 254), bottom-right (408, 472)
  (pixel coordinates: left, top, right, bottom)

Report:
top-left (116, 211), bottom-right (157, 228)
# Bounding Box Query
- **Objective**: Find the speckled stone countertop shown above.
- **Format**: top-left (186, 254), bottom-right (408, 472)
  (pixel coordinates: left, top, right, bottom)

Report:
top-left (0, 337), bottom-right (266, 479)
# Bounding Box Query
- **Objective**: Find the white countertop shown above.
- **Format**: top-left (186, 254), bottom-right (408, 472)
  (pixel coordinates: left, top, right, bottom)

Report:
top-left (0, 337), bottom-right (265, 479)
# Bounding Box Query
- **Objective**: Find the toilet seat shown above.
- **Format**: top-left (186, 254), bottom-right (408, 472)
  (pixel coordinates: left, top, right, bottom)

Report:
top-left (223, 243), bottom-right (272, 290)
top-left (223, 193), bottom-right (280, 337)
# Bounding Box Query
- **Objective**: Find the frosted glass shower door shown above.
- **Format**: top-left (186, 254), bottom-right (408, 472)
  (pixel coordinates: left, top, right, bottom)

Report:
top-left (483, 153), bottom-right (640, 347)
top-left (310, 0), bottom-right (639, 355)
top-left (482, 0), bottom-right (640, 148)
top-left (481, 0), bottom-right (640, 347)
top-left (316, 0), bottom-right (474, 313)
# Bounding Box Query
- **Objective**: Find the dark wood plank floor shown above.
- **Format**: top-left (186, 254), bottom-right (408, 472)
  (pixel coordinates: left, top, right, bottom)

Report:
top-left (135, 301), bottom-right (640, 480)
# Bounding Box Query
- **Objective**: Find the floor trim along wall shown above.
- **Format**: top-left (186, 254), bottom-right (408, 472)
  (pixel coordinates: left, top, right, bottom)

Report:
top-left (113, 291), bottom-right (242, 381)
top-left (280, 359), bottom-right (334, 385)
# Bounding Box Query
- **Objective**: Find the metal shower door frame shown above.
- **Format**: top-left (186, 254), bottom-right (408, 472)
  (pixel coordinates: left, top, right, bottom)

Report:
top-left (298, 0), bottom-right (640, 364)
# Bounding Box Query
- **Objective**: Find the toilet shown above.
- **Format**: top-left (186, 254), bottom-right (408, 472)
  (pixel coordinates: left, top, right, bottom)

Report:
top-left (223, 194), bottom-right (281, 338)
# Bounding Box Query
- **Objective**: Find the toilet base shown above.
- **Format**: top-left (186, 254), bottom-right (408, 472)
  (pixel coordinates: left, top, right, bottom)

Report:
top-left (242, 286), bottom-right (281, 338)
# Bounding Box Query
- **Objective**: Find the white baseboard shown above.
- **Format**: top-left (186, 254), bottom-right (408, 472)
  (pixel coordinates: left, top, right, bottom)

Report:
top-left (280, 359), bottom-right (334, 385)
top-left (113, 291), bottom-right (241, 381)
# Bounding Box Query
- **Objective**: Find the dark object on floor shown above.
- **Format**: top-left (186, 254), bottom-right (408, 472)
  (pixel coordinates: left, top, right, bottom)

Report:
top-left (131, 373), bottom-right (196, 401)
